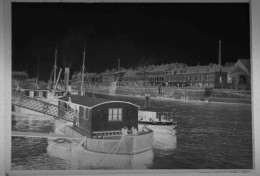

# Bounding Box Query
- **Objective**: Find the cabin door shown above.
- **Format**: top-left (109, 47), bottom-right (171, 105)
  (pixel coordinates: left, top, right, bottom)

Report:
top-left (29, 91), bottom-right (34, 98)
top-left (38, 91), bottom-right (43, 99)
top-left (158, 113), bottom-right (161, 121)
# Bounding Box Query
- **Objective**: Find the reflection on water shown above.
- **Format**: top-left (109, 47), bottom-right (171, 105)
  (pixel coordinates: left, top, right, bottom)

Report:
top-left (11, 95), bottom-right (252, 170)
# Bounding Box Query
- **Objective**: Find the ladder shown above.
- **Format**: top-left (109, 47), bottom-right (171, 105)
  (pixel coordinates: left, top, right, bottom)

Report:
top-left (12, 92), bottom-right (77, 122)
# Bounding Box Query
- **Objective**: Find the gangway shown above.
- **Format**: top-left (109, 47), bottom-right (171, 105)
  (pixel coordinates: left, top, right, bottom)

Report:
top-left (12, 91), bottom-right (77, 122)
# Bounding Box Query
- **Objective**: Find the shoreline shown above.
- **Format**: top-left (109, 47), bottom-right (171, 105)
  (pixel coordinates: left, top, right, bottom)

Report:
top-left (87, 91), bottom-right (251, 105)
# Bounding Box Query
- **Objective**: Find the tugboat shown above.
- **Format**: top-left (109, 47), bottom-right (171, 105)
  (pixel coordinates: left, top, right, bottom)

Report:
top-left (56, 95), bottom-right (154, 155)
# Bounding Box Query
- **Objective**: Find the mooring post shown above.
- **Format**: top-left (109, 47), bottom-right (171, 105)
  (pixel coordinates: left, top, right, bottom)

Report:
top-left (144, 94), bottom-right (150, 108)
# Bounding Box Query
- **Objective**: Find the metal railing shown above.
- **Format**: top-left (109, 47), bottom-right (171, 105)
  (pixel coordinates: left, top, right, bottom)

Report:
top-left (12, 92), bottom-right (77, 122)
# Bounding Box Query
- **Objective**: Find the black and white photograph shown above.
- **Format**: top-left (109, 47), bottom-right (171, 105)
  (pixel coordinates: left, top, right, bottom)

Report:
top-left (8, 1), bottom-right (254, 172)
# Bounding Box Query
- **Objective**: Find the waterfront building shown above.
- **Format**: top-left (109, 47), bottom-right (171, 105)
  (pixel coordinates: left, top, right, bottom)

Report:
top-left (122, 69), bottom-right (138, 86)
top-left (71, 58), bottom-right (250, 90)
top-left (135, 66), bottom-right (153, 87)
top-left (19, 82), bottom-right (49, 99)
top-left (165, 63), bottom-right (228, 88)
top-left (100, 69), bottom-right (117, 86)
top-left (12, 71), bottom-right (29, 89)
top-left (71, 71), bottom-right (98, 89)
top-left (228, 59), bottom-right (250, 90)
top-left (12, 71), bottom-right (29, 82)
top-left (148, 64), bottom-right (173, 87)
top-left (114, 68), bottom-right (127, 85)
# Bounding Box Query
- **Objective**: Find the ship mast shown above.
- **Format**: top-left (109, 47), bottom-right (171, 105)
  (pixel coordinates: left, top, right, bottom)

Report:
top-left (53, 44), bottom-right (58, 89)
top-left (36, 56), bottom-right (40, 85)
top-left (80, 44), bottom-right (86, 96)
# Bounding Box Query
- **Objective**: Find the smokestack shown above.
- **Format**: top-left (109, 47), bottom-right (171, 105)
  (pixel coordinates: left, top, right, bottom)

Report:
top-left (64, 67), bottom-right (70, 94)
top-left (118, 58), bottom-right (120, 72)
top-left (218, 40), bottom-right (221, 66)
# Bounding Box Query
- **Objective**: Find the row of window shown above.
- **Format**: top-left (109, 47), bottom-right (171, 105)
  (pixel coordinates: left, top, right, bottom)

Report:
top-left (78, 107), bottom-right (123, 121)
top-left (109, 108), bottom-right (122, 121)
top-left (149, 74), bottom-right (216, 82)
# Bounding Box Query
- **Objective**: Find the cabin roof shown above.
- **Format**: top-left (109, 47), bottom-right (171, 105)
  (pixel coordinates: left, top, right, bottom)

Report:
top-left (21, 83), bottom-right (48, 90)
top-left (58, 95), bottom-right (139, 108)
top-left (139, 106), bottom-right (173, 112)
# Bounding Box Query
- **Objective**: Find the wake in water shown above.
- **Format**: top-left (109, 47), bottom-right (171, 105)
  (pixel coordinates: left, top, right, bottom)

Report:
top-left (138, 124), bottom-right (177, 151)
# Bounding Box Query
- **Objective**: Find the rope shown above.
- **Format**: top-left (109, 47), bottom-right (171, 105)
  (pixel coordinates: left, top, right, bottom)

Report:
top-left (128, 134), bottom-right (137, 168)
top-left (94, 135), bottom-right (125, 167)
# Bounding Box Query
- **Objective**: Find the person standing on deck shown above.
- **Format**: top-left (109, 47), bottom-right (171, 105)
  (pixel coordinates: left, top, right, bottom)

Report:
top-left (73, 110), bottom-right (79, 127)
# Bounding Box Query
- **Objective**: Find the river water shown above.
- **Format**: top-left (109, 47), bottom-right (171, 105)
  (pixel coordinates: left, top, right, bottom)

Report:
top-left (11, 94), bottom-right (253, 170)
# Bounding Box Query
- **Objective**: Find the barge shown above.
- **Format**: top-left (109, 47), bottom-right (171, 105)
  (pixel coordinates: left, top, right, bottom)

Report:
top-left (56, 95), bottom-right (154, 155)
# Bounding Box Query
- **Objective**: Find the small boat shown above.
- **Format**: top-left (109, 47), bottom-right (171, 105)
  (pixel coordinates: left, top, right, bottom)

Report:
top-left (138, 106), bottom-right (174, 125)
top-left (56, 95), bottom-right (154, 155)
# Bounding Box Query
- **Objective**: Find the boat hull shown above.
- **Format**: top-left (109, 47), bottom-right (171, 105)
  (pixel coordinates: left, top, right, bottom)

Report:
top-left (82, 131), bottom-right (154, 155)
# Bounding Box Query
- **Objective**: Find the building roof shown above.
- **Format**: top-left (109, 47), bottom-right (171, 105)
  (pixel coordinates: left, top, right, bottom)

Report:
top-left (149, 64), bottom-right (171, 73)
top-left (222, 66), bottom-right (234, 73)
top-left (12, 71), bottom-right (29, 77)
top-left (58, 95), bottom-right (139, 108)
top-left (123, 69), bottom-right (138, 77)
top-left (236, 59), bottom-right (250, 75)
top-left (185, 65), bottom-right (209, 73)
top-left (21, 83), bottom-right (48, 90)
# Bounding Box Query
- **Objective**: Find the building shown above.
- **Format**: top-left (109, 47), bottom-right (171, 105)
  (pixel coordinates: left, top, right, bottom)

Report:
top-left (19, 83), bottom-right (49, 99)
top-left (228, 59), bottom-right (251, 90)
top-left (71, 71), bottom-right (98, 89)
top-left (12, 71), bottom-right (29, 82)
top-left (122, 69), bottom-right (138, 86)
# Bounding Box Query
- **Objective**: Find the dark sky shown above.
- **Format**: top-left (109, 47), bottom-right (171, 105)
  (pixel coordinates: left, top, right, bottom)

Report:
top-left (12, 3), bottom-right (250, 81)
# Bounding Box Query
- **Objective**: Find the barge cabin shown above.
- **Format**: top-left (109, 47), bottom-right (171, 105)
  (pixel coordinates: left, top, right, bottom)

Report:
top-left (58, 95), bottom-right (139, 137)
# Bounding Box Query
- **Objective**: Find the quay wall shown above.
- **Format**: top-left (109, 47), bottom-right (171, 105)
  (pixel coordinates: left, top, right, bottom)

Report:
top-left (85, 86), bottom-right (251, 104)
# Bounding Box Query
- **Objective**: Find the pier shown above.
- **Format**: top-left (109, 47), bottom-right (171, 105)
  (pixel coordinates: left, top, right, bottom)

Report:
top-left (12, 91), bottom-right (77, 122)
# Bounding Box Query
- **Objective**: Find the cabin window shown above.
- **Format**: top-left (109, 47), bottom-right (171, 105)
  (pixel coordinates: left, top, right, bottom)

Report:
top-left (108, 108), bottom-right (122, 121)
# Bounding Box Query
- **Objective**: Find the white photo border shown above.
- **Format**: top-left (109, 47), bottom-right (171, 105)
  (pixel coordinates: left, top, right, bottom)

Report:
top-left (1, 0), bottom-right (259, 175)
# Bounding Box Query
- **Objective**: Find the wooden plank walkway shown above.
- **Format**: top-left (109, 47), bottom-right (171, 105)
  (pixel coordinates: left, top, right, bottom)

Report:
top-left (12, 131), bottom-right (85, 139)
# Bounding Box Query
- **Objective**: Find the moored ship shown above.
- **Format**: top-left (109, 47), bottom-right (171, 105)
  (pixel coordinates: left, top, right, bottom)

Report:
top-left (56, 95), bottom-right (154, 155)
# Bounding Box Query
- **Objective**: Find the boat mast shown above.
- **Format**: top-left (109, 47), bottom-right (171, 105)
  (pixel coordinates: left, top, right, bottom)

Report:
top-left (36, 56), bottom-right (40, 85)
top-left (53, 45), bottom-right (58, 89)
top-left (81, 44), bottom-right (86, 95)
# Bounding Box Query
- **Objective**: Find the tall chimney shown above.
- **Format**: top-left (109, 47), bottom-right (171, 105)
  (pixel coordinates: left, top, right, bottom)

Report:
top-left (118, 58), bottom-right (120, 72)
top-left (218, 40), bottom-right (222, 66)
top-left (64, 67), bottom-right (70, 93)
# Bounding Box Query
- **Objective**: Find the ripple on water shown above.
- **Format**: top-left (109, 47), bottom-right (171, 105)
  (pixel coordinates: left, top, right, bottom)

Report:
top-left (11, 94), bottom-right (253, 169)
